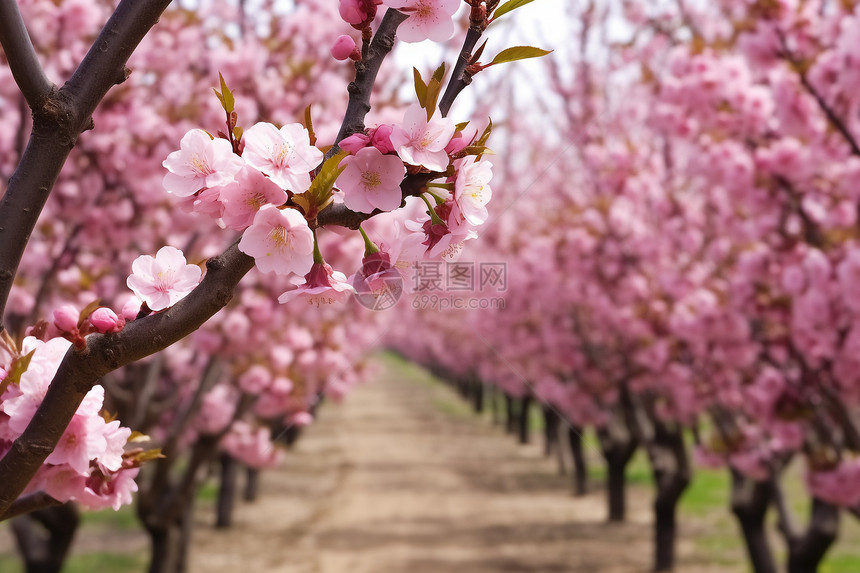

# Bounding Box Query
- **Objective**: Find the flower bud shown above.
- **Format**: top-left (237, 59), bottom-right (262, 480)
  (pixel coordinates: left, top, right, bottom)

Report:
top-left (90, 307), bottom-right (125, 334)
top-left (331, 35), bottom-right (357, 61)
top-left (52, 305), bottom-right (79, 332)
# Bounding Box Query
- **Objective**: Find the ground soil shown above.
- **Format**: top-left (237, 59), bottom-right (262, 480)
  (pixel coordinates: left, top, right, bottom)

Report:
top-left (189, 361), bottom-right (738, 573)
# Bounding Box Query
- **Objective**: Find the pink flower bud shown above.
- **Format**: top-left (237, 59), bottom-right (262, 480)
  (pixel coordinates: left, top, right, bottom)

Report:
top-left (369, 124), bottom-right (395, 154)
top-left (339, 132), bottom-right (371, 154)
top-left (121, 297), bottom-right (142, 320)
top-left (331, 34), bottom-right (357, 61)
top-left (338, 0), bottom-right (365, 25)
top-left (89, 307), bottom-right (125, 334)
top-left (53, 305), bottom-right (79, 332)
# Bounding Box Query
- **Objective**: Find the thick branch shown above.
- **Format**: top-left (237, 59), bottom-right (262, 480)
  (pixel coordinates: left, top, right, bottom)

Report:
top-left (0, 492), bottom-right (61, 521)
top-left (0, 0), bottom-right (53, 109)
top-left (0, 0), bottom-right (173, 332)
top-left (0, 243), bottom-right (254, 519)
top-left (330, 8), bottom-right (408, 150)
top-left (439, 27), bottom-right (482, 118)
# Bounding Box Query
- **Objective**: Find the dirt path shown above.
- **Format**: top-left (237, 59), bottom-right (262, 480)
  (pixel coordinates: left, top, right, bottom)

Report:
top-left (190, 357), bottom-right (737, 573)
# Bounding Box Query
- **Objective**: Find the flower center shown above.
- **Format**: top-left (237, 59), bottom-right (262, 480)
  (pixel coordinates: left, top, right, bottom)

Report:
top-left (154, 268), bottom-right (176, 293)
top-left (269, 226), bottom-right (292, 251)
top-left (275, 143), bottom-right (295, 168)
top-left (361, 170), bottom-right (382, 189)
top-left (190, 154), bottom-right (212, 176)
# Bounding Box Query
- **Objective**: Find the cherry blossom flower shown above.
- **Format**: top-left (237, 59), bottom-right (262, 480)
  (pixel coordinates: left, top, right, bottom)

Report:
top-left (383, 0), bottom-right (459, 43)
top-left (278, 262), bottom-right (355, 306)
top-left (162, 129), bottom-right (244, 197)
top-left (220, 166), bottom-right (288, 231)
top-left (338, 147), bottom-right (406, 213)
top-left (238, 205), bottom-right (315, 276)
top-left (242, 122), bottom-right (323, 193)
top-left (126, 246), bottom-right (203, 311)
top-left (453, 157), bottom-right (493, 226)
top-left (89, 307), bottom-right (125, 334)
top-left (389, 104), bottom-right (455, 171)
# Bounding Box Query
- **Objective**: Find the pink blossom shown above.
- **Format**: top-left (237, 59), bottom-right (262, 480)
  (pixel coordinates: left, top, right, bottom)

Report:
top-left (219, 166), bottom-right (288, 231)
top-left (278, 262), bottom-right (355, 306)
top-left (339, 147), bottom-right (406, 213)
top-left (78, 467), bottom-right (140, 511)
top-left (807, 458), bottom-right (860, 507)
top-left (389, 104), bottom-right (455, 171)
top-left (369, 124), bottom-right (396, 154)
top-left (452, 157), bottom-right (493, 226)
top-left (162, 129), bottom-right (243, 197)
top-left (89, 307), bottom-right (125, 334)
top-left (238, 365), bottom-right (273, 393)
top-left (221, 421), bottom-right (284, 468)
top-left (238, 206), bottom-right (315, 276)
top-left (383, 0), bottom-right (459, 43)
top-left (339, 0), bottom-right (380, 25)
top-left (127, 246), bottom-right (203, 311)
top-left (242, 122), bottom-right (323, 193)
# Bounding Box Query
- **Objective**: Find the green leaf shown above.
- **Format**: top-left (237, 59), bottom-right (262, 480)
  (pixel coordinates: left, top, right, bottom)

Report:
top-left (490, 46), bottom-right (552, 66)
top-left (233, 126), bottom-right (243, 141)
top-left (308, 151), bottom-right (349, 204)
top-left (413, 68), bottom-right (428, 107)
top-left (218, 72), bottom-right (235, 113)
top-left (425, 63), bottom-right (446, 119)
top-left (492, 0), bottom-right (536, 20)
top-left (455, 121), bottom-right (470, 131)
top-left (476, 117), bottom-right (493, 147)
top-left (0, 348), bottom-right (36, 396)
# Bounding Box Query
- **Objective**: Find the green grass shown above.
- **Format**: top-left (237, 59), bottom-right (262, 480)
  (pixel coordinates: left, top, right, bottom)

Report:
top-left (0, 550), bottom-right (146, 573)
top-left (80, 504), bottom-right (138, 530)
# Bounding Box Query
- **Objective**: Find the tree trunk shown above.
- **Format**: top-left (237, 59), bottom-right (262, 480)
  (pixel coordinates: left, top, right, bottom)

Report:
top-left (518, 395), bottom-right (532, 444)
top-left (649, 422), bottom-right (691, 572)
top-left (729, 470), bottom-right (776, 573)
top-left (471, 379), bottom-right (484, 413)
top-left (505, 393), bottom-right (515, 434)
top-left (215, 453), bottom-right (239, 528)
top-left (490, 386), bottom-right (500, 426)
top-left (597, 424), bottom-right (637, 522)
top-left (787, 499), bottom-right (839, 573)
top-left (144, 494), bottom-right (196, 573)
top-left (542, 405), bottom-right (559, 457)
top-left (568, 425), bottom-right (588, 496)
top-left (11, 503), bottom-right (80, 573)
top-left (244, 467), bottom-right (260, 502)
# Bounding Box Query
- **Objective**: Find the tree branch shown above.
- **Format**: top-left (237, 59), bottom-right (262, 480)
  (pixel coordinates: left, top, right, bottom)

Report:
top-left (329, 8), bottom-right (408, 151)
top-left (0, 0), bottom-right (173, 332)
top-left (439, 27), bottom-right (482, 118)
top-left (0, 242), bottom-right (254, 520)
top-left (0, 0), bottom-right (53, 109)
top-left (0, 492), bottom-right (61, 521)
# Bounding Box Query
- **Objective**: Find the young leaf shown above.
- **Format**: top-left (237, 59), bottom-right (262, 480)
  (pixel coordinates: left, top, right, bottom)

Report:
top-left (489, 46), bottom-right (552, 66)
top-left (307, 151), bottom-right (349, 205)
top-left (413, 68), bottom-right (428, 108)
top-left (304, 105), bottom-right (316, 146)
top-left (0, 348), bottom-right (36, 396)
top-left (476, 117), bottom-right (493, 147)
top-left (492, 0), bottom-right (536, 20)
top-left (78, 299), bottom-right (103, 325)
top-left (425, 63), bottom-right (446, 119)
top-left (218, 72), bottom-right (235, 113)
